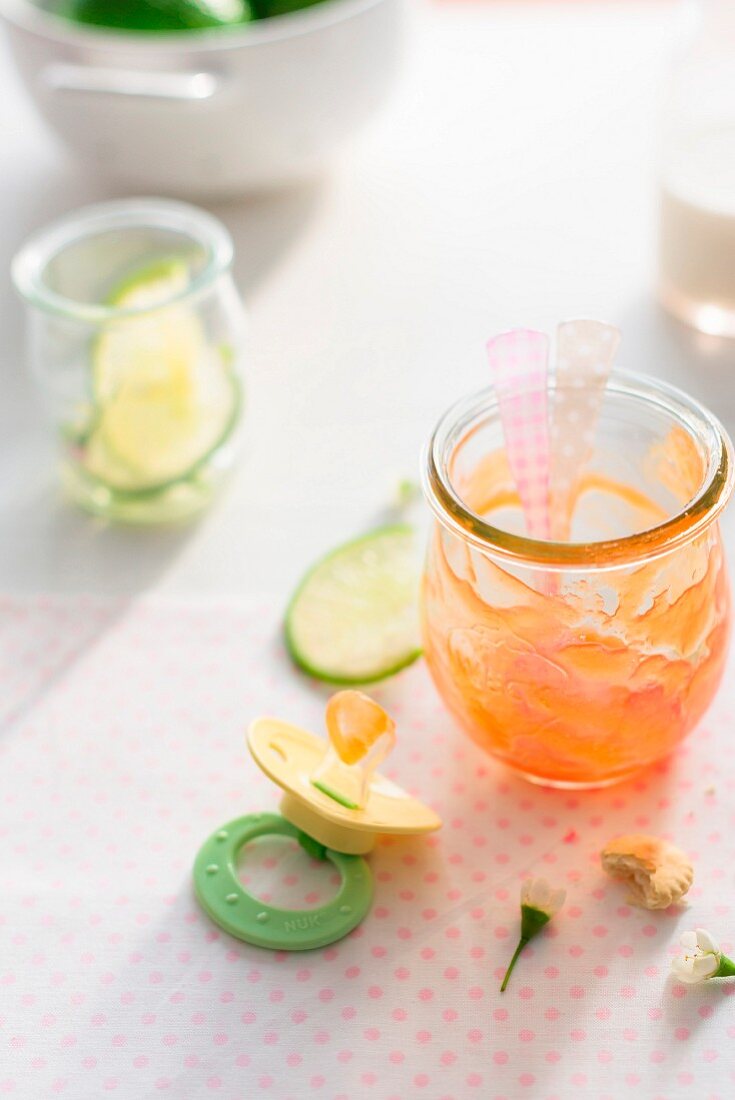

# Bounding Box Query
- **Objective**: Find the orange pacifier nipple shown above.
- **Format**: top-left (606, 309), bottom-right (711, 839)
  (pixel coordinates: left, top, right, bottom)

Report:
top-left (312, 691), bottom-right (396, 809)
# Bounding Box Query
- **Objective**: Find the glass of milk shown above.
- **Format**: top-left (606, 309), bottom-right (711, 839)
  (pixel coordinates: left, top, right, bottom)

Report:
top-left (659, 1), bottom-right (735, 336)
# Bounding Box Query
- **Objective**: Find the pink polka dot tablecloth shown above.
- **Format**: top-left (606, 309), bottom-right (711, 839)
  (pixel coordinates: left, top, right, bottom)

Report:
top-left (1, 595), bottom-right (735, 1100)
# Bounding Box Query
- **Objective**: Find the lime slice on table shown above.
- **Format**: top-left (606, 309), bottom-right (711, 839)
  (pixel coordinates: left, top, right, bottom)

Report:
top-left (81, 259), bottom-right (239, 494)
top-left (285, 525), bottom-right (423, 685)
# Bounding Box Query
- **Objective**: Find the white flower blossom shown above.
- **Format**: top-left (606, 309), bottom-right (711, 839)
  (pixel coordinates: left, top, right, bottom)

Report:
top-left (521, 877), bottom-right (567, 918)
top-left (671, 928), bottom-right (722, 984)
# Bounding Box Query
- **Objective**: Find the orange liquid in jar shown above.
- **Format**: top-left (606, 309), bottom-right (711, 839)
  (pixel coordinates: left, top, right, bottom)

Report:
top-left (422, 436), bottom-right (731, 787)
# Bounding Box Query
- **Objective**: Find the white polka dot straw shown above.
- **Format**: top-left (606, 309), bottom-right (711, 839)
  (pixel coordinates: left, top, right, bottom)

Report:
top-left (550, 320), bottom-right (620, 540)
top-left (487, 329), bottom-right (551, 540)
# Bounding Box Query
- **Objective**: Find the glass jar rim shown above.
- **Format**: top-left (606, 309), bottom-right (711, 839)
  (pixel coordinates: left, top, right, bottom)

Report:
top-left (423, 371), bottom-right (734, 570)
top-left (11, 198), bottom-right (234, 323)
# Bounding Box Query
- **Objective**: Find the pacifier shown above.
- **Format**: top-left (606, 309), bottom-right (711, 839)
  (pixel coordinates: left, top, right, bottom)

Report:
top-left (193, 691), bottom-right (442, 951)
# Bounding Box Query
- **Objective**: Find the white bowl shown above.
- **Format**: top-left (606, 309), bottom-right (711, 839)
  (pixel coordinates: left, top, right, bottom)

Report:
top-left (1, 0), bottom-right (403, 197)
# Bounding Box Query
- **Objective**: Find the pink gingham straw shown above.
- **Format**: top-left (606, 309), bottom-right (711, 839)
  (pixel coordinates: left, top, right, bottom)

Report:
top-left (487, 329), bottom-right (551, 540)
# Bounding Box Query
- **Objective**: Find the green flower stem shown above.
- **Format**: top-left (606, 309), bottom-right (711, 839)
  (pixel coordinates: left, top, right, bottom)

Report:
top-left (500, 937), bottom-right (529, 993)
top-left (716, 954), bottom-right (735, 978)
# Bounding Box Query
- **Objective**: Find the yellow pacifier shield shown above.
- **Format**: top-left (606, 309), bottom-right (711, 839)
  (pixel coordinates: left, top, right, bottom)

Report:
top-left (248, 718), bottom-right (442, 855)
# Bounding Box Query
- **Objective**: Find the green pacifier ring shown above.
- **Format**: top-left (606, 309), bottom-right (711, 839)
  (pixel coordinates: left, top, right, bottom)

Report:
top-left (193, 813), bottom-right (373, 950)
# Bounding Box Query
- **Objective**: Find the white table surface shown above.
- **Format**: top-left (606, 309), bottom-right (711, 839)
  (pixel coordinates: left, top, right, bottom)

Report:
top-left (2, 0), bottom-right (734, 598)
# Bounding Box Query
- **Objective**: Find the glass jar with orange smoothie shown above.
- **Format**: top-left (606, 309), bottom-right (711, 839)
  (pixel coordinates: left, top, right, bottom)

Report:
top-left (421, 373), bottom-right (733, 788)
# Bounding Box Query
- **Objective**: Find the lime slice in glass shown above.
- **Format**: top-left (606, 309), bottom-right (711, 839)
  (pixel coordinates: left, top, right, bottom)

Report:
top-left (86, 347), bottom-right (239, 492)
top-left (107, 257), bottom-right (191, 310)
top-left (285, 525), bottom-right (422, 685)
top-left (94, 257), bottom-right (201, 405)
top-left (83, 259), bottom-right (239, 493)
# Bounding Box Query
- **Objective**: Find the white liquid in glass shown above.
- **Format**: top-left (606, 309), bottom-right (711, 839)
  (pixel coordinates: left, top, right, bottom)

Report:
top-left (659, 125), bottom-right (735, 336)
